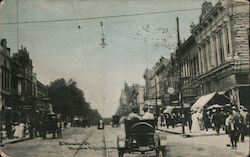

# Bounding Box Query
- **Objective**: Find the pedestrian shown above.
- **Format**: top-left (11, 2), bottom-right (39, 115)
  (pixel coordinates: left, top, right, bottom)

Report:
top-left (186, 111), bottom-right (192, 133)
top-left (142, 106), bottom-right (155, 120)
top-left (6, 121), bottom-right (13, 139)
top-left (165, 113), bottom-right (170, 129)
top-left (227, 110), bottom-right (240, 149)
top-left (212, 109), bottom-right (221, 134)
top-left (160, 113), bottom-right (165, 127)
top-left (170, 113), bottom-right (175, 128)
top-left (203, 111), bottom-right (210, 131)
top-left (57, 120), bottom-right (62, 138)
top-left (27, 120), bottom-right (34, 139)
top-left (191, 110), bottom-right (201, 133)
top-left (239, 109), bottom-right (247, 142)
top-left (13, 122), bottom-right (21, 139)
top-left (246, 111), bottom-right (250, 136)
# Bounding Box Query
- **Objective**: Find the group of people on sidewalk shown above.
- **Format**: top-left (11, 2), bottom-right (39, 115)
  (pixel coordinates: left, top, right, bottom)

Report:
top-left (160, 104), bottom-right (249, 150)
top-left (3, 117), bottom-right (63, 140)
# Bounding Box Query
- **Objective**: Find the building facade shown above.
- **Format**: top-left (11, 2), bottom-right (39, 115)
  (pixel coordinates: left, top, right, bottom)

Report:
top-left (190, 0), bottom-right (249, 109)
top-left (0, 38), bottom-right (49, 122)
top-left (176, 36), bottom-right (198, 105)
top-left (0, 39), bottom-right (12, 110)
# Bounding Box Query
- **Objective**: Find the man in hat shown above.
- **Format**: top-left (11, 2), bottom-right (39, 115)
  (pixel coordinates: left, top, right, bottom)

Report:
top-left (127, 106), bottom-right (141, 121)
top-left (142, 106), bottom-right (155, 120)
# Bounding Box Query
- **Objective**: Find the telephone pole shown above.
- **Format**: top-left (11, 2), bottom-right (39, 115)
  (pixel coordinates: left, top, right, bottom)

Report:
top-left (155, 78), bottom-right (158, 127)
top-left (176, 17), bottom-right (185, 134)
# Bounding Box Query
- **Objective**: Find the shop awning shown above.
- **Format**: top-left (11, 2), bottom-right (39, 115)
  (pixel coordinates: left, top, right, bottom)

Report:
top-left (191, 92), bottom-right (217, 111)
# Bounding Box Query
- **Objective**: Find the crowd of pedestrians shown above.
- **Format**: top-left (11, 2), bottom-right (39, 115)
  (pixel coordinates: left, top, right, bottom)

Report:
top-left (3, 115), bottom-right (63, 140)
top-left (160, 104), bottom-right (249, 150)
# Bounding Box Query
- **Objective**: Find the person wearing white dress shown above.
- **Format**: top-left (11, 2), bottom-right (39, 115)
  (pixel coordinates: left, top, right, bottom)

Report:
top-left (142, 106), bottom-right (155, 120)
top-left (191, 110), bottom-right (201, 133)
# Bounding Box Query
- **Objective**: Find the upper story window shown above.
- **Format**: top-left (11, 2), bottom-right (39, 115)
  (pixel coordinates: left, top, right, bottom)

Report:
top-left (225, 27), bottom-right (230, 55)
top-left (218, 32), bottom-right (225, 63)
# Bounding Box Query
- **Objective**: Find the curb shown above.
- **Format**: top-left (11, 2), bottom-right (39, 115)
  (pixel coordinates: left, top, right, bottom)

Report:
top-left (3, 137), bottom-right (31, 145)
top-left (3, 128), bottom-right (68, 145)
top-left (157, 128), bottom-right (226, 138)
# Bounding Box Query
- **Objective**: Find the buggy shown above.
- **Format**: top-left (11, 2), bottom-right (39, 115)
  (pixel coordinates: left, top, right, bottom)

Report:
top-left (42, 114), bottom-right (58, 139)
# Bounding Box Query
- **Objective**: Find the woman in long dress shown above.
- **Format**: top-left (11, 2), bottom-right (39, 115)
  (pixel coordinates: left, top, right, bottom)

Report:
top-left (191, 111), bottom-right (201, 133)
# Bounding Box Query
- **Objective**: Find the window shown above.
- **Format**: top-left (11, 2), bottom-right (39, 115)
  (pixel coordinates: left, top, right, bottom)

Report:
top-left (202, 44), bottom-right (208, 72)
top-left (199, 47), bottom-right (203, 74)
top-left (225, 28), bottom-right (230, 54)
top-left (218, 32), bottom-right (225, 63)
top-left (207, 41), bottom-right (212, 66)
top-left (213, 36), bottom-right (218, 66)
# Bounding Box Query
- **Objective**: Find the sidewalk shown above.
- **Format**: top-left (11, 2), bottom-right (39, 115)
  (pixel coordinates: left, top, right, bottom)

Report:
top-left (1, 127), bottom-right (68, 145)
top-left (2, 136), bottom-right (31, 145)
top-left (157, 124), bottom-right (226, 137)
top-left (157, 125), bottom-right (250, 157)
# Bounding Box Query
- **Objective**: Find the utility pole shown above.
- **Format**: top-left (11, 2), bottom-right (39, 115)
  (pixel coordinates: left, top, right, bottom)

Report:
top-left (155, 78), bottom-right (158, 127)
top-left (176, 17), bottom-right (185, 134)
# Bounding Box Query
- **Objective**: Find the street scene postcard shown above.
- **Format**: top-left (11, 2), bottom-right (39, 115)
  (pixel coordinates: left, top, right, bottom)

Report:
top-left (0, 0), bottom-right (249, 157)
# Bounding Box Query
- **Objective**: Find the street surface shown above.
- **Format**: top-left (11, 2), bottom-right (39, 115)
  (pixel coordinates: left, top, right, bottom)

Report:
top-left (2, 125), bottom-right (248, 157)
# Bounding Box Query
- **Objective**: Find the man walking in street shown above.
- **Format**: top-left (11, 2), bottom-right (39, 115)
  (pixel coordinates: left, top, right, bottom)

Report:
top-left (226, 109), bottom-right (240, 149)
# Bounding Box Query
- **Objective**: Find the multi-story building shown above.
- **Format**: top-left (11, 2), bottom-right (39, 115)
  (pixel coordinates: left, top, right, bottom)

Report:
top-left (116, 82), bottom-right (133, 116)
top-left (154, 57), bottom-right (170, 106)
top-left (165, 53), bottom-right (180, 104)
top-left (0, 39), bottom-right (12, 110)
top-left (176, 36), bottom-right (198, 105)
top-left (175, 0), bottom-right (249, 110)
top-left (11, 46), bottom-right (36, 119)
top-left (143, 67), bottom-right (160, 108)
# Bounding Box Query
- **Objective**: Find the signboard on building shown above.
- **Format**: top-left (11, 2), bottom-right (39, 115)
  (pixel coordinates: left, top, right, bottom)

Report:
top-left (145, 99), bottom-right (161, 106)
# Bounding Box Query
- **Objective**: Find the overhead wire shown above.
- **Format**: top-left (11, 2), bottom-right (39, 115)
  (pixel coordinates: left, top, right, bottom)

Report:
top-left (16, 0), bottom-right (19, 50)
top-left (0, 8), bottom-right (201, 25)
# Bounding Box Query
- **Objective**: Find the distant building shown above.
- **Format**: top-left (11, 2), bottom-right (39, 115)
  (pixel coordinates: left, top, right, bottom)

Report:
top-left (130, 84), bottom-right (145, 114)
top-left (116, 82), bottom-right (145, 116)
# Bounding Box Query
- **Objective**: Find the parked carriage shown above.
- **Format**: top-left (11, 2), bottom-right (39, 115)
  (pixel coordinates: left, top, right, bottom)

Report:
top-left (42, 113), bottom-right (59, 139)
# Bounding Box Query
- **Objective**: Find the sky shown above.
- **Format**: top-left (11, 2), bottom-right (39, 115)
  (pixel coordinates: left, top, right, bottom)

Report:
top-left (0, 0), bottom-right (218, 117)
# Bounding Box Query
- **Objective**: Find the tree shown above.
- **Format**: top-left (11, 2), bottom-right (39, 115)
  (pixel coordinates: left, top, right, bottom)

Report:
top-left (48, 78), bottom-right (100, 123)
